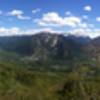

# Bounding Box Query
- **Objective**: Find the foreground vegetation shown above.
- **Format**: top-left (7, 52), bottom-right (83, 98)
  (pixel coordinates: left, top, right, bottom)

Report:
top-left (0, 59), bottom-right (100, 100)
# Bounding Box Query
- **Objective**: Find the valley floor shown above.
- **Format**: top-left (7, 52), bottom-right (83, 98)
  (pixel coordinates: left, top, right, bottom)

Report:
top-left (0, 61), bottom-right (100, 100)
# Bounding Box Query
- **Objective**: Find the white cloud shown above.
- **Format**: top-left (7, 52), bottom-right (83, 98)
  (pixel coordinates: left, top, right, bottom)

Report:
top-left (70, 28), bottom-right (100, 38)
top-left (35, 12), bottom-right (81, 27)
top-left (79, 23), bottom-right (88, 28)
top-left (24, 28), bottom-right (57, 34)
top-left (0, 27), bottom-right (53, 36)
top-left (7, 10), bottom-right (23, 16)
top-left (0, 27), bottom-right (20, 36)
top-left (9, 27), bottom-right (20, 34)
top-left (70, 28), bottom-right (91, 37)
top-left (7, 10), bottom-right (30, 20)
top-left (0, 26), bottom-right (99, 38)
top-left (32, 8), bottom-right (41, 14)
top-left (17, 15), bottom-right (30, 20)
top-left (0, 10), bottom-right (98, 38)
top-left (84, 5), bottom-right (92, 11)
top-left (96, 17), bottom-right (100, 22)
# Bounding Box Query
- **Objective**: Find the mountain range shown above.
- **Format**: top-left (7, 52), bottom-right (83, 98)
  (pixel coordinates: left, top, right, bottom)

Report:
top-left (0, 32), bottom-right (98, 61)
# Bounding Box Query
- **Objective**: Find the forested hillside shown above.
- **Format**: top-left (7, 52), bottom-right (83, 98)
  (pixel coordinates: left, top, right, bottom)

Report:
top-left (0, 33), bottom-right (99, 99)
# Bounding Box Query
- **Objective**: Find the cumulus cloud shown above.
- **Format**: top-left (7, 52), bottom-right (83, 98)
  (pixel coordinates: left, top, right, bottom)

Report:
top-left (0, 27), bottom-right (55, 36)
top-left (7, 10), bottom-right (23, 16)
top-left (7, 10), bottom-right (30, 20)
top-left (0, 26), bottom-right (71, 37)
top-left (17, 15), bottom-right (30, 20)
top-left (96, 17), bottom-right (100, 22)
top-left (84, 5), bottom-right (92, 11)
top-left (35, 12), bottom-right (81, 27)
top-left (0, 26), bottom-right (99, 38)
top-left (0, 10), bottom-right (97, 38)
top-left (32, 8), bottom-right (41, 14)
top-left (70, 28), bottom-right (91, 37)
top-left (0, 27), bottom-right (20, 36)
top-left (79, 23), bottom-right (88, 28)
top-left (69, 28), bottom-right (100, 38)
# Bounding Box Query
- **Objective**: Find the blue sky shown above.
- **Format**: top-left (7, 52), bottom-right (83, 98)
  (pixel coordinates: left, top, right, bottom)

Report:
top-left (0, 0), bottom-right (100, 38)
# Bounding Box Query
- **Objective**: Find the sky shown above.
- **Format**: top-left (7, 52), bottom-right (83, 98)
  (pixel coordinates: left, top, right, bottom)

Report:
top-left (0, 0), bottom-right (100, 38)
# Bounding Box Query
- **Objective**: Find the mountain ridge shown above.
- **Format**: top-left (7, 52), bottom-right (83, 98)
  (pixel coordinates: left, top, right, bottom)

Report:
top-left (0, 32), bottom-right (99, 64)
